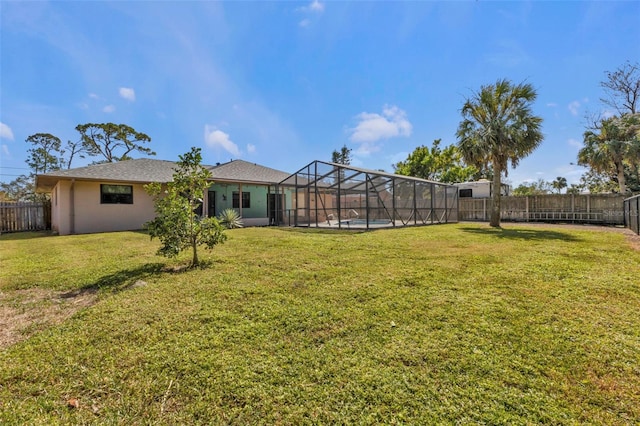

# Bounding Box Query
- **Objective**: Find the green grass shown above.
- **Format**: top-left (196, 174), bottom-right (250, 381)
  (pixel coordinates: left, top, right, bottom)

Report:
top-left (1, 224), bottom-right (639, 424)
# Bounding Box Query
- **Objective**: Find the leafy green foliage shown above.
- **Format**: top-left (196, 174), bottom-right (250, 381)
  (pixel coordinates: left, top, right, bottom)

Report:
top-left (512, 178), bottom-right (553, 196)
top-left (76, 123), bottom-right (155, 163)
top-left (551, 176), bottom-right (568, 194)
top-left (578, 113), bottom-right (640, 194)
top-left (566, 183), bottom-right (584, 195)
top-left (1, 133), bottom-right (66, 201)
top-left (394, 139), bottom-right (478, 183)
top-left (145, 147), bottom-right (226, 267)
top-left (331, 144), bottom-right (352, 165)
top-left (217, 208), bottom-right (244, 229)
top-left (25, 133), bottom-right (64, 174)
top-left (0, 174), bottom-right (41, 202)
top-left (457, 79), bottom-right (544, 227)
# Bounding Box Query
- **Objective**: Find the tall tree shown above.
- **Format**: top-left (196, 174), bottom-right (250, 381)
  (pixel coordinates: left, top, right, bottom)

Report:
top-left (456, 79), bottom-right (544, 227)
top-left (7, 133), bottom-right (67, 202)
top-left (578, 113), bottom-right (640, 193)
top-left (63, 139), bottom-right (88, 169)
top-left (76, 123), bottom-right (154, 163)
top-left (601, 61), bottom-right (640, 115)
top-left (25, 133), bottom-right (64, 174)
top-left (331, 145), bottom-right (352, 165)
top-left (393, 139), bottom-right (478, 183)
top-left (145, 147), bottom-right (226, 268)
top-left (578, 169), bottom-right (619, 194)
top-left (551, 176), bottom-right (568, 194)
top-left (0, 175), bottom-right (38, 202)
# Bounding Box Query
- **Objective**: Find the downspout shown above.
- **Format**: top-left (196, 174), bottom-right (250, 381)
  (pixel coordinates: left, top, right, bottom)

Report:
top-left (70, 179), bottom-right (75, 235)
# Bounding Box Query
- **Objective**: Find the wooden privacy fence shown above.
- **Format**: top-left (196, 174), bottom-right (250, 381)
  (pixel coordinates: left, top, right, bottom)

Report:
top-left (0, 201), bottom-right (51, 233)
top-left (624, 194), bottom-right (640, 235)
top-left (459, 194), bottom-right (626, 226)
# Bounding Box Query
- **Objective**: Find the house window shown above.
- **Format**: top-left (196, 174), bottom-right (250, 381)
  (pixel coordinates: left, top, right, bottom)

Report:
top-left (101, 184), bottom-right (133, 204)
top-left (232, 191), bottom-right (250, 208)
top-left (459, 189), bottom-right (473, 198)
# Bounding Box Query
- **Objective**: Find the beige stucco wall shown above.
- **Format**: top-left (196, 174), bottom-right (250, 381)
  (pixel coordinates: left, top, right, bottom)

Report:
top-left (52, 180), bottom-right (156, 235)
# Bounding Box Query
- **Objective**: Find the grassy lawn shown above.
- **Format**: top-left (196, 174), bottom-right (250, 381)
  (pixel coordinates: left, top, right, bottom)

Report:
top-left (1, 223), bottom-right (639, 424)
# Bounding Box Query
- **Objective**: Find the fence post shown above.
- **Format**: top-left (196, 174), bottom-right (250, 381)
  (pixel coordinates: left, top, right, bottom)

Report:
top-left (483, 198), bottom-right (487, 221)
top-left (637, 196), bottom-right (640, 235)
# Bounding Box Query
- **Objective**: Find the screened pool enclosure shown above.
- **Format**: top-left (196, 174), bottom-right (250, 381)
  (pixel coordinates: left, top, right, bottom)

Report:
top-left (276, 161), bottom-right (458, 230)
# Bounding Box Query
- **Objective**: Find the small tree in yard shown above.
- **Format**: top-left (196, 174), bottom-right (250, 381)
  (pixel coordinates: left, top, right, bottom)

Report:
top-left (145, 147), bottom-right (226, 267)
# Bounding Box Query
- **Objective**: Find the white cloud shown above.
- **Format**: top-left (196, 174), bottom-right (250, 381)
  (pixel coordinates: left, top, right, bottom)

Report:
top-left (568, 100), bottom-right (581, 116)
top-left (354, 143), bottom-right (379, 157)
top-left (0, 122), bottom-right (15, 140)
top-left (298, 0), bottom-right (324, 13)
top-left (309, 0), bottom-right (324, 12)
top-left (204, 126), bottom-right (240, 157)
top-left (297, 0), bottom-right (324, 27)
top-left (246, 143), bottom-right (256, 154)
top-left (349, 105), bottom-right (412, 143)
top-left (103, 105), bottom-right (116, 113)
top-left (546, 102), bottom-right (557, 108)
top-left (89, 93), bottom-right (100, 99)
top-left (119, 87), bottom-right (136, 102)
top-left (1, 144), bottom-right (10, 157)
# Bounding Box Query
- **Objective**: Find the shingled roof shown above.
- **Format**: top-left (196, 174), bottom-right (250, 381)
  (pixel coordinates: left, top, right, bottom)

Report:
top-left (36, 158), bottom-right (291, 192)
top-left (208, 159), bottom-right (291, 184)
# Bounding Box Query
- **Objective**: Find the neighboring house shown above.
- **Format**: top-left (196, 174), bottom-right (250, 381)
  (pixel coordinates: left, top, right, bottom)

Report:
top-left (455, 179), bottom-right (511, 198)
top-left (36, 158), bottom-right (292, 235)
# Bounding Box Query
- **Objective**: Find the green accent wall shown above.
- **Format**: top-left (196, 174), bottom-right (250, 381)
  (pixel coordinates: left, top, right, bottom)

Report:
top-left (207, 183), bottom-right (271, 218)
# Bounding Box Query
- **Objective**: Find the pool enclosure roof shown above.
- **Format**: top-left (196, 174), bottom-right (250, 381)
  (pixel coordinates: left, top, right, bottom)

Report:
top-left (277, 160), bottom-right (459, 230)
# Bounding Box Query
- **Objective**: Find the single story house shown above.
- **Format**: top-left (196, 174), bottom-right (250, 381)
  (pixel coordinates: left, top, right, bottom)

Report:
top-left (36, 158), bottom-right (292, 235)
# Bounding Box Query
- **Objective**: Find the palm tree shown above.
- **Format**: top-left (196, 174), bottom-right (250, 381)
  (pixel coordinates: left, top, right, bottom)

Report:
top-left (578, 113), bottom-right (640, 194)
top-left (552, 176), bottom-right (568, 194)
top-left (456, 79), bottom-right (544, 227)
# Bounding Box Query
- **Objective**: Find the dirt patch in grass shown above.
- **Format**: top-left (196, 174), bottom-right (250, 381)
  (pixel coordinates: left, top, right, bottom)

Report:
top-left (0, 288), bottom-right (98, 349)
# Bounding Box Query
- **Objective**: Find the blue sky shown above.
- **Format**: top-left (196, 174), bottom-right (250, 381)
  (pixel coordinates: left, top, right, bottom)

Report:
top-left (1, 1), bottom-right (639, 187)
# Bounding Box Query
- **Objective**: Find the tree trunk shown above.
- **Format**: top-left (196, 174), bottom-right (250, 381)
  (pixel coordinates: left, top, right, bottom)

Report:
top-left (191, 239), bottom-right (199, 267)
top-left (616, 160), bottom-right (627, 193)
top-left (490, 168), bottom-right (502, 228)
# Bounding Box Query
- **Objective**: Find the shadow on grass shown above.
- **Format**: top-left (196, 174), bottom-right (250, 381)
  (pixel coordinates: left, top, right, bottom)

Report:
top-left (0, 231), bottom-right (55, 241)
top-left (459, 226), bottom-right (581, 242)
top-left (59, 262), bottom-right (167, 299)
